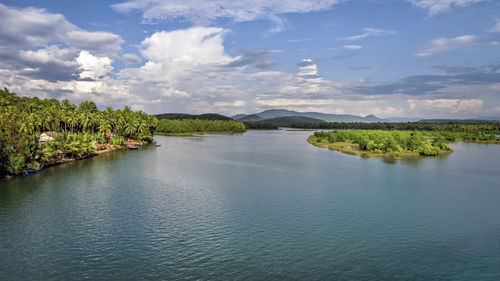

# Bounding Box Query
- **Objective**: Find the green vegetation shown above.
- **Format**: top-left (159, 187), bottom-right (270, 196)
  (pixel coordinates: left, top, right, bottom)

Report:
top-left (310, 129), bottom-right (500, 158)
top-left (292, 121), bottom-right (500, 133)
top-left (0, 88), bottom-right (157, 178)
top-left (155, 113), bottom-right (232, 121)
top-left (243, 122), bottom-right (279, 130)
top-left (156, 119), bottom-right (246, 135)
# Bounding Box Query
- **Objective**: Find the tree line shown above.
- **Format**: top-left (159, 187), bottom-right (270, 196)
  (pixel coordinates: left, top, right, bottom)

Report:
top-left (156, 119), bottom-right (246, 134)
top-left (0, 88), bottom-right (157, 177)
top-left (293, 121), bottom-right (500, 133)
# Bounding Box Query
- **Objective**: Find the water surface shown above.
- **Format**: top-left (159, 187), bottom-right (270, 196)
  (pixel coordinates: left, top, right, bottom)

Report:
top-left (1, 130), bottom-right (499, 280)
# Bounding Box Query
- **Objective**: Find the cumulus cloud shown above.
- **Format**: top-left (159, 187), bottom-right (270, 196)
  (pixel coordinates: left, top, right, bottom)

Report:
top-left (0, 45), bottom-right (79, 82)
top-left (120, 27), bottom-right (234, 87)
top-left (0, 3), bottom-right (123, 53)
top-left (76, 51), bottom-right (113, 80)
top-left (406, 0), bottom-right (485, 15)
top-left (341, 28), bottom-right (395, 41)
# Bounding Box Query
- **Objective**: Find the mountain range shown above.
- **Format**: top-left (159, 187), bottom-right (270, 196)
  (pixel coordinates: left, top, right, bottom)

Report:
top-left (232, 109), bottom-right (384, 123)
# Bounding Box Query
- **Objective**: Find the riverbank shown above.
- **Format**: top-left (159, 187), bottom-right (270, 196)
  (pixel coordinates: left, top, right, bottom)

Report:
top-left (1, 143), bottom-right (140, 181)
top-left (307, 135), bottom-right (452, 158)
top-left (156, 131), bottom-right (244, 136)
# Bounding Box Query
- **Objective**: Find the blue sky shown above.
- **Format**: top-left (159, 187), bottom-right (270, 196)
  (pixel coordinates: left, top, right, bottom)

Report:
top-left (1, 0), bottom-right (499, 118)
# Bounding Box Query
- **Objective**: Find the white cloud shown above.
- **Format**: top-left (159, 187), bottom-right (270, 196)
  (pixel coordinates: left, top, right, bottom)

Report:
top-left (19, 46), bottom-right (77, 68)
top-left (213, 100), bottom-right (246, 107)
top-left (408, 98), bottom-right (483, 116)
top-left (140, 27), bottom-right (230, 64)
top-left (406, 0), bottom-right (485, 15)
top-left (0, 3), bottom-right (123, 53)
top-left (120, 27), bottom-right (233, 87)
top-left (416, 35), bottom-right (478, 57)
top-left (112, 0), bottom-right (342, 23)
top-left (341, 28), bottom-right (395, 41)
top-left (120, 53), bottom-right (142, 63)
top-left (76, 51), bottom-right (113, 80)
top-left (343, 45), bottom-right (363, 50)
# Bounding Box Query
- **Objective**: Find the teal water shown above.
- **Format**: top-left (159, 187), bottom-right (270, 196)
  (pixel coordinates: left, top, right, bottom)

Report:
top-left (1, 130), bottom-right (499, 280)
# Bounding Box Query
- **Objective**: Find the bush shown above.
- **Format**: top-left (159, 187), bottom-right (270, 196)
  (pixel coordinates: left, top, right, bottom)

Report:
top-left (112, 135), bottom-right (125, 147)
top-left (418, 143), bottom-right (441, 156)
top-left (312, 129), bottom-right (454, 156)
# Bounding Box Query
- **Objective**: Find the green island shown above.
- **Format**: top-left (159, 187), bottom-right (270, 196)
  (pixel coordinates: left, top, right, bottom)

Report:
top-left (309, 129), bottom-right (500, 158)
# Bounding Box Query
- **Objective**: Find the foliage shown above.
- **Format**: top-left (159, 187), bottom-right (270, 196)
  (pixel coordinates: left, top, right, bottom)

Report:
top-left (111, 135), bottom-right (126, 147)
top-left (295, 121), bottom-right (500, 133)
top-left (155, 113), bottom-right (232, 121)
top-left (156, 119), bottom-right (246, 134)
top-left (243, 122), bottom-right (278, 130)
top-left (0, 88), bottom-right (158, 176)
top-left (313, 130), bottom-right (465, 156)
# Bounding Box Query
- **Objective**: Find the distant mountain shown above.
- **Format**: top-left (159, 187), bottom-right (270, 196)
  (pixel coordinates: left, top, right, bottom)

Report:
top-left (253, 116), bottom-right (326, 127)
top-left (231, 114), bottom-right (247, 120)
top-left (156, 113), bottom-right (232, 121)
top-left (234, 109), bottom-right (383, 123)
top-left (476, 116), bottom-right (500, 121)
top-left (238, 114), bottom-right (264, 122)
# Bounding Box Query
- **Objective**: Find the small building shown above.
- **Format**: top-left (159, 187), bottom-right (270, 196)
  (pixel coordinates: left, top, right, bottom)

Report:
top-left (39, 132), bottom-right (55, 144)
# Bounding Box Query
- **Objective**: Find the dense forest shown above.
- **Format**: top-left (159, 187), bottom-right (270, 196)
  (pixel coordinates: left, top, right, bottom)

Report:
top-left (313, 129), bottom-right (499, 156)
top-left (243, 122), bottom-right (279, 130)
top-left (0, 88), bottom-right (157, 177)
top-left (293, 121), bottom-right (500, 132)
top-left (156, 119), bottom-right (246, 134)
top-left (156, 113), bottom-right (232, 121)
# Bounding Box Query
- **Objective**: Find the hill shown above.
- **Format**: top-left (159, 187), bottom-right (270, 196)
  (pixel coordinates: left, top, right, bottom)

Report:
top-left (234, 109), bottom-right (383, 123)
top-left (253, 116), bottom-right (326, 127)
top-left (156, 113), bottom-right (232, 121)
top-left (238, 114), bottom-right (264, 122)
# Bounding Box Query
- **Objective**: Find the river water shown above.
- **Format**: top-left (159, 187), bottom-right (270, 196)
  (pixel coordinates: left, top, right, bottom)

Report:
top-left (1, 130), bottom-right (499, 280)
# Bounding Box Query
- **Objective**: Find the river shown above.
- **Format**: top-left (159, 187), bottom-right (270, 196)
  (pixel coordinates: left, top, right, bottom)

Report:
top-left (1, 130), bottom-right (499, 280)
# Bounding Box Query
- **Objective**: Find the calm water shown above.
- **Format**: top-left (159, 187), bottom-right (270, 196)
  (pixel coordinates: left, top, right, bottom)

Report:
top-left (1, 130), bottom-right (500, 280)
